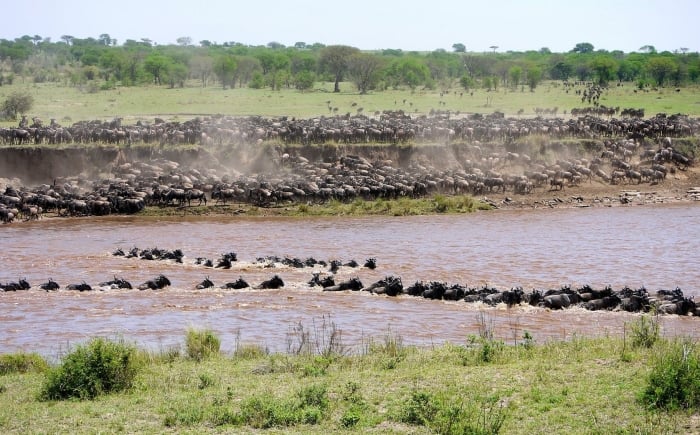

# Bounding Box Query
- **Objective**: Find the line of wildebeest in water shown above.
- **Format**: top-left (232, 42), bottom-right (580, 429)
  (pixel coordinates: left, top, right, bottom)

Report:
top-left (1, 246), bottom-right (697, 317)
top-left (1, 112), bottom-right (697, 222)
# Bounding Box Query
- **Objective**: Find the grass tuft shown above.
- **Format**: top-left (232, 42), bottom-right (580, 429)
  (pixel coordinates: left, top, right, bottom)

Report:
top-left (185, 328), bottom-right (221, 362)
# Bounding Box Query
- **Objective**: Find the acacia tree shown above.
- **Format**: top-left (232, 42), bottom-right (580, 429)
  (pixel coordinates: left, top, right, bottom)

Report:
top-left (508, 65), bottom-right (522, 88)
top-left (319, 45), bottom-right (359, 92)
top-left (346, 52), bottom-right (383, 94)
top-left (526, 66), bottom-right (542, 91)
top-left (646, 56), bottom-right (678, 86)
top-left (143, 52), bottom-right (171, 85)
top-left (2, 91), bottom-right (33, 120)
top-left (590, 55), bottom-right (618, 86)
top-left (213, 54), bottom-right (237, 89)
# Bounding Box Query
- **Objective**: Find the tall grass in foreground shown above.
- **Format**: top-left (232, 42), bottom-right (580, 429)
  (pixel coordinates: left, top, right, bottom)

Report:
top-left (2, 317), bottom-right (698, 432)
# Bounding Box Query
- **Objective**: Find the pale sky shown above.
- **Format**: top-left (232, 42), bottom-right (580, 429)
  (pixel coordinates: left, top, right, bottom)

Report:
top-left (3, 0), bottom-right (698, 53)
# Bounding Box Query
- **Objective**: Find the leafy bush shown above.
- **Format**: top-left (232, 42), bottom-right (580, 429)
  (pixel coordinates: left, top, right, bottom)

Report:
top-left (630, 314), bottom-right (660, 349)
top-left (40, 337), bottom-right (141, 400)
top-left (0, 352), bottom-right (48, 375)
top-left (1, 91), bottom-right (33, 120)
top-left (396, 388), bottom-right (508, 434)
top-left (185, 328), bottom-right (221, 361)
top-left (238, 384), bottom-right (328, 428)
top-left (641, 338), bottom-right (700, 410)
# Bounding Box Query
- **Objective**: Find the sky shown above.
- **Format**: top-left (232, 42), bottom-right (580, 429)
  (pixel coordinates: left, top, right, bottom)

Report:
top-left (3, 0), bottom-right (698, 53)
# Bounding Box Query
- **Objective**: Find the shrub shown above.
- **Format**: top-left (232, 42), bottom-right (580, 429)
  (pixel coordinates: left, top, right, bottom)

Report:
top-left (185, 328), bottom-right (221, 361)
top-left (630, 314), bottom-right (660, 349)
top-left (641, 338), bottom-right (700, 410)
top-left (40, 337), bottom-right (140, 400)
top-left (0, 352), bottom-right (49, 375)
top-left (1, 91), bottom-right (33, 120)
top-left (238, 384), bottom-right (328, 428)
top-left (396, 389), bottom-right (508, 434)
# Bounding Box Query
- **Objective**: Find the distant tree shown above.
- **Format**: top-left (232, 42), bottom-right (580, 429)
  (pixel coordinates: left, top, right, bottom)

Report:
top-left (294, 42), bottom-right (307, 49)
top-left (176, 37), bottom-right (192, 47)
top-left (590, 55), bottom-right (618, 85)
top-left (459, 74), bottom-right (475, 90)
top-left (646, 56), bottom-right (678, 86)
top-left (190, 55), bottom-right (214, 86)
top-left (508, 65), bottom-right (522, 88)
top-left (213, 54), bottom-right (237, 89)
top-left (199, 40), bottom-right (212, 47)
top-left (347, 52), bottom-right (384, 94)
top-left (2, 91), bottom-right (34, 120)
top-left (319, 45), bottom-right (359, 92)
top-left (526, 66), bottom-right (542, 91)
top-left (489, 45), bottom-right (498, 53)
top-left (60, 35), bottom-right (74, 46)
top-left (233, 56), bottom-right (262, 88)
top-left (143, 52), bottom-right (170, 85)
top-left (166, 62), bottom-right (188, 88)
top-left (571, 42), bottom-right (594, 54)
top-left (639, 45), bottom-right (657, 54)
top-left (294, 70), bottom-right (316, 91)
top-left (539, 47), bottom-right (552, 54)
top-left (452, 43), bottom-right (466, 53)
top-left (267, 41), bottom-right (285, 50)
top-left (98, 34), bottom-right (114, 46)
top-left (549, 61), bottom-right (572, 80)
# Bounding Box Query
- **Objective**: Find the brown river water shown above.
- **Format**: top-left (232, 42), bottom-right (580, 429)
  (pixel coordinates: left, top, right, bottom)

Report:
top-left (1, 203), bottom-right (699, 358)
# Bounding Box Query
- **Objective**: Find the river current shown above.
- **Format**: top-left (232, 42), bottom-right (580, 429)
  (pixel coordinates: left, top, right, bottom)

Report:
top-left (1, 203), bottom-right (698, 357)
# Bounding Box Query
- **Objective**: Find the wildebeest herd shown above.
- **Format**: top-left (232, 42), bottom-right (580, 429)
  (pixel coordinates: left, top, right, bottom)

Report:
top-left (0, 110), bottom-right (697, 222)
top-left (1, 247), bottom-right (697, 317)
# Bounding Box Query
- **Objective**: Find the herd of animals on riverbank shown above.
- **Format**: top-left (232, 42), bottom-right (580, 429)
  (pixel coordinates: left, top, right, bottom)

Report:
top-left (0, 110), bottom-right (697, 222)
top-left (1, 247), bottom-right (697, 317)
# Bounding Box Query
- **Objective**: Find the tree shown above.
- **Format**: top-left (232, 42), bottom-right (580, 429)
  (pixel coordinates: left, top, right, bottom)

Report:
top-left (143, 52), bottom-right (171, 85)
top-left (319, 45), bottom-right (359, 92)
top-left (590, 55), bottom-right (618, 86)
top-left (294, 42), bottom-right (307, 49)
top-left (347, 52), bottom-right (383, 94)
top-left (646, 56), bottom-right (678, 86)
top-left (508, 65), bottom-right (522, 88)
top-left (526, 66), bottom-right (542, 91)
top-left (452, 43), bottom-right (466, 53)
top-left (176, 36), bottom-right (192, 47)
top-left (571, 42), bottom-right (594, 54)
top-left (60, 35), bottom-right (74, 46)
top-left (294, 70), bottom-right (315, 91)
top-left (166, 62), bottom-right (188, 88)
top-left (489, 45), bottom-right (498, 53)
top-left (233, 56), bottom-right (261, 88)
top-left (2, 91), bottom-right (34, 120)
top-left (639, 45), bottom-right (656, 54)
top-left (190, 55), bottom-right (214, 87)
top-left (213, 54), bottom-right (237, 89)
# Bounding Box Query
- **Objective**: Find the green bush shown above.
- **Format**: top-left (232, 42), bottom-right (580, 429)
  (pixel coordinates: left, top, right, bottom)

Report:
top-left (238, 384), bottom-right (328, 428)
top-left (630, 314), bottom-right (660, 349)
top-left (185, 328), bottom-right (221, 361)
top-left (396, 389), bottom-right (508, 434)
top-left (641, 338), bottom-right (700, 410)
top-left (0, 352), bottom-right (49, 375)
top-left (40, 338), bottom-right (141, 400)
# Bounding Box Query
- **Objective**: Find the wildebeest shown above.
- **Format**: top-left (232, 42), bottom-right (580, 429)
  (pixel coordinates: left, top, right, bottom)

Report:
top-left (221, 277), bottom-right (250, 289)
top-left (138, 274), bottom-right (171, 290)
top-left (256, 275), bottom-right (284, 289)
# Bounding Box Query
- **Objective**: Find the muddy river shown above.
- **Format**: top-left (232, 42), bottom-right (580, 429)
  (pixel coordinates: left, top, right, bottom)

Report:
top-left (1, 203), bottom-right (698, 357)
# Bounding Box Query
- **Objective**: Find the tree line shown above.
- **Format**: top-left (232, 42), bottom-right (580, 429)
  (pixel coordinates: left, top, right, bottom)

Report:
top-left (1, 34), bottom-right (698, 93)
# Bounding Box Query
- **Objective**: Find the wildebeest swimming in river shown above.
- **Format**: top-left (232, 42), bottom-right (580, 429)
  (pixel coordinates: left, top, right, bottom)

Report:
top-left (66, 282), bottom-right (92, 291)
top-left (196, 277), bottom-right (215, 289)
top-left (1, 278), bottom-right (30, 291)
top-left (39, 278), bottom-right (60, 291)
top-left (256, 275), bottom-right (284, 289)
top-left (99, 276), bottom-right (133, 289)
top-left (221, 277), bottom-right (250, 289)
top-left (138, 274), bottom-right (171, 290)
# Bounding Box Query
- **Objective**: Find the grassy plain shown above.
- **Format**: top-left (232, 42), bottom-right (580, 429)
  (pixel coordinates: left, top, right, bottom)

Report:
top-left (1, 79), bottom-right (700, 126)
top-left (0, 330), bottom-right (696, 434)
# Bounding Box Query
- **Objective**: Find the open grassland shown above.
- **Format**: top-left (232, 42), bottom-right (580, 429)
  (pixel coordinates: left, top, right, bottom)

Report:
top-left (0, 323), bottom-right (698, 434)
top-left (2, 80), bottom-right (700, 126)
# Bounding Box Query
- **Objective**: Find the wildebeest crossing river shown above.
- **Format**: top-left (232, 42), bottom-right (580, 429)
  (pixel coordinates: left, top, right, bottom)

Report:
top-left (1, 203), bottom-right (698, 357)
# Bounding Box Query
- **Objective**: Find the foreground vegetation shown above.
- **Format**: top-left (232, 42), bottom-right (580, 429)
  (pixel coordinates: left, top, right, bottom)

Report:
top-left (1, 317), bottom-right (699, 434)
top-left (139, 195), bottom-right (493, 218)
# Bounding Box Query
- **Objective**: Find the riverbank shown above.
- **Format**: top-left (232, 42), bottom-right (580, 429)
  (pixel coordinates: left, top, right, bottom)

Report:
top-left (1, 329), bottom-right (698, 434)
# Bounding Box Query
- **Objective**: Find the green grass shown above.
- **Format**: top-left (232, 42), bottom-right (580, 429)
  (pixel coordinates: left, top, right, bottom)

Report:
top-left (2, 79), bottom-right (700, 127)
top-left (1, 331), bottom-right (697, 433)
